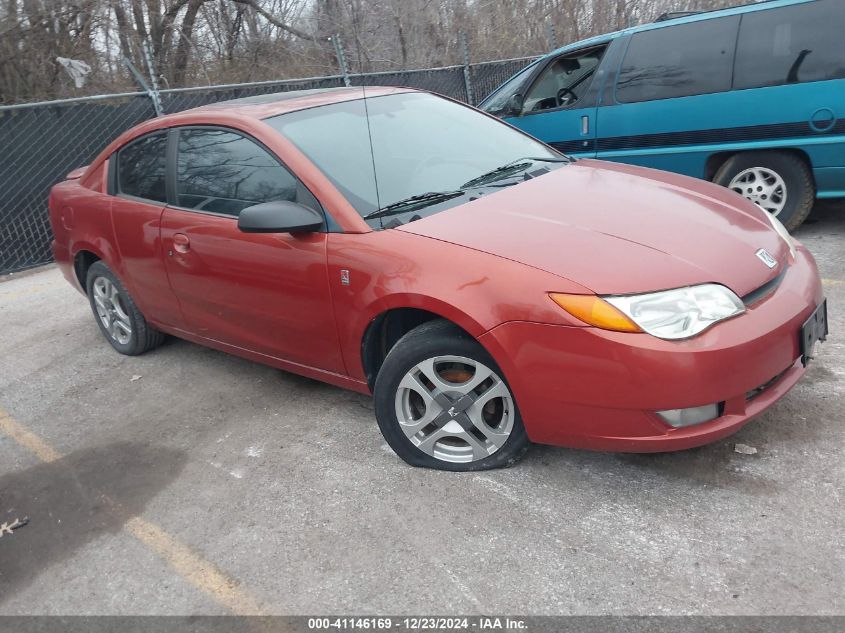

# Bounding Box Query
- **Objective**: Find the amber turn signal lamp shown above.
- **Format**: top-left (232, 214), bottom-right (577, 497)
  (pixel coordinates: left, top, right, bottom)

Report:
top-left (549, 293), bottom-right (642, 333)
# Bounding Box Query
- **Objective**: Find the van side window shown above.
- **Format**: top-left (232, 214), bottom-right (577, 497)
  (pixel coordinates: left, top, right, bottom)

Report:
top-left (523, 46), bottom-right (606, 113)
top-left (481, 64), bottom-right (538, 115)
top-left (615, 16), bottom-right (739, 104)
top-left (734, 0), bottom-right (845, 90)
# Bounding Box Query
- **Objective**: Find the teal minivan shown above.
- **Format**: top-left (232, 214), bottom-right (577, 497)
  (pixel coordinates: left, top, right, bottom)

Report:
top-left (480, 0), bottom-right (845, 230)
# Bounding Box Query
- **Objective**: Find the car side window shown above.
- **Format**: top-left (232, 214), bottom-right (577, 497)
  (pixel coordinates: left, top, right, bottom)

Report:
top-left (523, 46), bottom-right (606, 113)
top-left (615, 16), bottom-right (739, 103)
top-left (117, 132), bottom-right (168, 203)
top-left (176, 128), bottom-right (310, 217)
top-left (734, 0), bottom-right (845, 90)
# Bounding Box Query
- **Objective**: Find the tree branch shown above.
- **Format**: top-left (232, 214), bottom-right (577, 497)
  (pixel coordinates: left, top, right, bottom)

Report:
top-left (231, 0), bottom-right (312, 40)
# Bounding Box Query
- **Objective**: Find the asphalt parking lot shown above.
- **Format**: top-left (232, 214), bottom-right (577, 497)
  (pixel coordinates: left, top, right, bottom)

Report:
top-left (1, 201), bottom-right (843, 616)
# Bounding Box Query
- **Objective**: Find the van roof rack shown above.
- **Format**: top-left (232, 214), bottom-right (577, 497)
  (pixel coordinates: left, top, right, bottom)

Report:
top-left (654, 1), bottom-right (776, 23)
top-left (654, 11), bottom-right (701, 22)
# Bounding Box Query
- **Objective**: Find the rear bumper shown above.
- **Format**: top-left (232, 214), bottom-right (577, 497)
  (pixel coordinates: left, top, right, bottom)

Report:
top-left (479, 246), bottom-right (825, 451)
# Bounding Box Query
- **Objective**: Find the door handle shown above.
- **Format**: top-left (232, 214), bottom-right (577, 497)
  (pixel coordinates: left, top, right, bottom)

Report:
top-left (172, 233), bottom-right (190, 254)
top-left (581, 115), bottom-right (590, 136)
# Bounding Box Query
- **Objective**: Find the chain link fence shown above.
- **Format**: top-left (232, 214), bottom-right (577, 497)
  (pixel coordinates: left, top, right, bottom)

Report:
top-left (470, 58), bottom-right (537, 107)
top-left (0, 94), bottom-right (156, 274)
top-left (0, 55), bottom-right (538, 275)
top-left (159, 75), bottom-right (347, 114)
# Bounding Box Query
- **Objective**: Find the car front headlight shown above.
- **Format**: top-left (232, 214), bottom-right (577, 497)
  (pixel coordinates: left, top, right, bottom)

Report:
top-left (550, 284), bottom-right (746, 340)
top-left (763, 211), bottom-right (797, 259)
top-left (604, 284), bottom-right (745, 340)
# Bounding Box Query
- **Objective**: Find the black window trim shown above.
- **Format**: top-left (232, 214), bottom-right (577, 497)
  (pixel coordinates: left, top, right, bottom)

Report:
top-left (109, 130), bottom-right (169, 204)
top-left (595, 34), bottom-right (630, 107)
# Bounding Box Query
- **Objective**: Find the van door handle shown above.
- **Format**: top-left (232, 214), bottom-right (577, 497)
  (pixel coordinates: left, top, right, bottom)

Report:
top-left (581, 115), bottom-right (590, 136)
top-left (172, 233), bottom-right (190, 254)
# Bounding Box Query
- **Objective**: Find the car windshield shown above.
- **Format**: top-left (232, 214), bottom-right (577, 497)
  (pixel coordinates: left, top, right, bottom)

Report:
top-left (266, 92), bottom-right (562, 226)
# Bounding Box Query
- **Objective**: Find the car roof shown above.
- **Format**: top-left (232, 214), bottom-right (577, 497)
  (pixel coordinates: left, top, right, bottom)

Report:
top-left (541, 0), bottom-right (813, 59)
top-left (78, 85), bottom-right (422, 198)
top-left (163, 85), bottom-right (415, 122)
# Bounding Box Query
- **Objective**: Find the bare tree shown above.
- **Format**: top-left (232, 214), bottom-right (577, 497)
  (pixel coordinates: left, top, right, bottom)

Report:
top-left (0, 0), bottom-right (742, 104)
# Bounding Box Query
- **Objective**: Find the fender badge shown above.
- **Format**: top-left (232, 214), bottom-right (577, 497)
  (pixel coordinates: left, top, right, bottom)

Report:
top-left (755, 249), bottom-right (777, 269)
top-left (340, 269), bottom-right (350, 285)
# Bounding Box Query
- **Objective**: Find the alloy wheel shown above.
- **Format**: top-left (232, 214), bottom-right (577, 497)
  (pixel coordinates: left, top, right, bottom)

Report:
top-left (394, 355), bottom-right (515, 464)
top-left (92, 276), bottom-right (133, 345)
top-left (728, 167), bottom-right (787, 217)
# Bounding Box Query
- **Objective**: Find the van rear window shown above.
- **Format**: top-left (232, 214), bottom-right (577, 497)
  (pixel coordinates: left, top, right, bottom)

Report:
top-left (734, 0), bottom-right (845, 90)
top-left (615, 16), bottom-right (739, 104)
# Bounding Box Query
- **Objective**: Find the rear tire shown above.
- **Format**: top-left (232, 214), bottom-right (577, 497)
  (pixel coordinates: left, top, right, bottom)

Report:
top-left (374, 319), bottom-right (530, 471)
top-left (713, 151), bottom-right (814, 231)
top-left (86, 261), bottom-right (165, 356)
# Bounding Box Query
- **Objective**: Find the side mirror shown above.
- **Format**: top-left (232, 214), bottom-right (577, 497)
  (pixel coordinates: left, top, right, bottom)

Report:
top-left (237, 200), bottom-right (324, 234)
top-left (506, 93), bottom-right (524, 117)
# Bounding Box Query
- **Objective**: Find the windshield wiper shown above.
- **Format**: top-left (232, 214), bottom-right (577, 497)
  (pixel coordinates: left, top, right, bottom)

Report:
top-left (363, 190), bottom-right (466, 220)
top-left (461, 156), bottom-right (570, 189)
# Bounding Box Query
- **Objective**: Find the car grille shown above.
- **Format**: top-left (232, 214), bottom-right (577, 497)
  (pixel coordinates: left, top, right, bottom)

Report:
top-left (746, 369), bottom-right (789, 402)
top-left (742, 265), bottom-right (788, 306)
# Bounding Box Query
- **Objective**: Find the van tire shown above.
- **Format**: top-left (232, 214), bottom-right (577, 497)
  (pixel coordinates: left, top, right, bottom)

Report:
top-left (713, 151), bottom-right (814, 231)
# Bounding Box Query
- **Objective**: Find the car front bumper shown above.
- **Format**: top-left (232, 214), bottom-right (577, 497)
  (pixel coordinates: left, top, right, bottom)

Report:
top-left (478, 245), bottom-right (825, 451)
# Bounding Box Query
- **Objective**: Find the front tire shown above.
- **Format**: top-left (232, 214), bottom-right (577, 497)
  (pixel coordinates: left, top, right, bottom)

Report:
top-left (713, 151), bottom-right (814, 231)
top-left (374, 320), bottom-right (529, 471)
top-left (86, 261), bottom-right (165, 356)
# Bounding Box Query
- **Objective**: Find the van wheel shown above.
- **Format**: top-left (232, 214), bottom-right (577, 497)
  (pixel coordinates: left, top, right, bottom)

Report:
top-left (374, 319), bottom-right (529, 471)
top-left (713, 151), bottom-right (814, 231)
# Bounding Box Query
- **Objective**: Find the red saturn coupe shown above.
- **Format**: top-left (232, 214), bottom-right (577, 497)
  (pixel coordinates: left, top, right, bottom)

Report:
top-left (49, 87), bottom-right (827, 471)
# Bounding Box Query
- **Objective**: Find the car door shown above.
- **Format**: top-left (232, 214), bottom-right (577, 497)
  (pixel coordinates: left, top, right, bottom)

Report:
top-left (109, 131), bottom-right (185, 329)
top-left (160, 126), bottom-right (345, 373)
top-left (502, 44), bottom-right (611, 157)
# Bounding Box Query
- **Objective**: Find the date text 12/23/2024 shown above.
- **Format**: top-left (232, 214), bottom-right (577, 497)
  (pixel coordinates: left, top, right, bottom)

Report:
top-left (308, 618), bottom-right (527, 630)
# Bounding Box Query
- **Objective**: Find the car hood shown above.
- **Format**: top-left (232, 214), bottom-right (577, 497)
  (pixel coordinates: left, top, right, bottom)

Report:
top-left (397, 159), bottom-right (787, 296)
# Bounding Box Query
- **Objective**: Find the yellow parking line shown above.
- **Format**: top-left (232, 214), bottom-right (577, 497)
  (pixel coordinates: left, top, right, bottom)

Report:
top-left (0, 410), bottom-right (61, 463)
top-left (0, 407), bottom-right (265, 615)
top-left (125, 516), bottom-right (265, 615)
top-left (0, 281), bottom-right (64, 301)
top-left (822, 279), bottom-right (844, 287)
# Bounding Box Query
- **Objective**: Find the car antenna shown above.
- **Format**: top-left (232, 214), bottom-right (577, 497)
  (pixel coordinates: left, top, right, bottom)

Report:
top-left (360, 85), bottom-right (384, 228)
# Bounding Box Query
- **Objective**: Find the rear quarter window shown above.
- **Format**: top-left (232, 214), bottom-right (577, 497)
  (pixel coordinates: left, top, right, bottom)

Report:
top-left (615, 16), bottom-right (739, 103)
top-left (117, 132), bottom-right (168, 203)
top-left (734, 0), bottom-right (845, 89)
